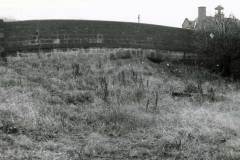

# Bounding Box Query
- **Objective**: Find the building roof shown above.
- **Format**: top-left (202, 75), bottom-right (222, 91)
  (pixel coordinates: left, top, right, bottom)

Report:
top-left (215, 5), bottom-right (224, 11)
top-left (182, 18), bottom-right (196, 29)
top-left (183, 5), bottom-right (233, 30)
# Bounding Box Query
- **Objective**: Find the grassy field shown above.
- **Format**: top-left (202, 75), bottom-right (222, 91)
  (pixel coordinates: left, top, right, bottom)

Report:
top-left (0, 48), bottom-right (240, 160)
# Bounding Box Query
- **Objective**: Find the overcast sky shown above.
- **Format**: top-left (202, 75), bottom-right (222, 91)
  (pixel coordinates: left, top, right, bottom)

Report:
top-left (0, 0), bottom-right (239, 27)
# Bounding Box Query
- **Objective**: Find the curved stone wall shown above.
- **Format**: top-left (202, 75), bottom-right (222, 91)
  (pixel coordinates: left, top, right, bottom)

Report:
top-left (1, 20), bottom-right (195, 53)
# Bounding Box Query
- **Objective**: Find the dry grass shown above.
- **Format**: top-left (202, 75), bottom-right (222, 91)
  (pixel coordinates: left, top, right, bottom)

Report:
top-left (0, 48), bottom-right (239, 159)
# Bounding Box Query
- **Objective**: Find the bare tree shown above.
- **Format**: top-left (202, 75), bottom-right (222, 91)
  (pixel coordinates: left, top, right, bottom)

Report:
top-left (194, 15), bottom-right (240, 77)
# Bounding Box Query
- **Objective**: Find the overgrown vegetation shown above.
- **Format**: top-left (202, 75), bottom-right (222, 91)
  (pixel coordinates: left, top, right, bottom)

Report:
top-left (0, 49), bottom-right (240, 159)
top-left (194, 15), bottom-right (240, 78)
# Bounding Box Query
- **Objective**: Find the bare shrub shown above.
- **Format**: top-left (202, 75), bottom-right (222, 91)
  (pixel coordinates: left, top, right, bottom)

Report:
top-left (144, 90), bottom-right (162, 113)
top-left (207, 87), bottom-right (215, 102)
top-left (95, 106), bottom-right (154, 136)
top-left (80, 76), bottom-right (98, 90)
top-left (154, 91), bottom-right (159, 111)
top-left (118, 70), bottom-right (126, 86)
top-left (0, 110), bottom-right (21, 134)
top-left (97, 76), bottom-right (109, 102)
top-left (134, 87), bottom-right (145, 104)
top-left (72, 63), bottom-right (80, 78)
top-left (46, 95), bottom-right (65, 105)
top-left (0, 79), bottom-right (19, 88)
top-left (63, 90), bottom-right (94, 105)
top-left (96, 58), bottom-right (103, 69)
top-left (146, 51), bottom-right (163, 63)
top-left (117, 67), bottom-right (144, 88)
top-left (109, 50), bottom-right (132, 60)
top-left (184, 83), bottom-right (199, 93)
top-left (130, 67), bottom-right (138, 83)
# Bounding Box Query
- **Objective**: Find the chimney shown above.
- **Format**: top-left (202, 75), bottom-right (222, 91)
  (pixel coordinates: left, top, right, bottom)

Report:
top-left (198, 6), bottom-right (206, 21)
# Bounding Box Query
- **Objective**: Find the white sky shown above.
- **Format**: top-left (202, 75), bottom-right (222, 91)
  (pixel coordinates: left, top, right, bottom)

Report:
top-left (0, 0), bottom-right (239, 27)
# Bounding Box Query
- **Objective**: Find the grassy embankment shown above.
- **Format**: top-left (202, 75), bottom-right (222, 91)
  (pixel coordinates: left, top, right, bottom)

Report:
top-left (0, 49), bottom-right (240, 160)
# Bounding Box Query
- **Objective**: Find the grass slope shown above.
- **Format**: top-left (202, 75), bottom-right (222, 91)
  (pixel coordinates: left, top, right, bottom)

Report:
top-left (0, 49), bottom-right (240, 160)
